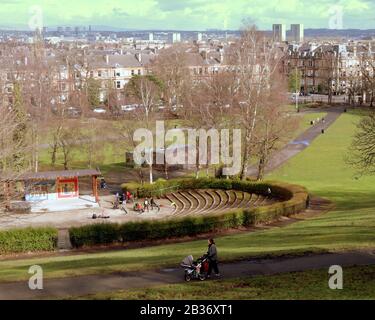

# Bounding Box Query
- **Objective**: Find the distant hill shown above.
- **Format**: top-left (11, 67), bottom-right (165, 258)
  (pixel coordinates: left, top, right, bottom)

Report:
top-left (303, 28), bottom-right (375, 38)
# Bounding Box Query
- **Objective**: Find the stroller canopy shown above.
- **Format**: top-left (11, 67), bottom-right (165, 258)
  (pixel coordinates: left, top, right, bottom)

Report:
top-left (181, 255), bottom-right (194, 267)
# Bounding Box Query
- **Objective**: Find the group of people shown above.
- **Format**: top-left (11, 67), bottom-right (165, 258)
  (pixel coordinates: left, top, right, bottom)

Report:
top-left (134, 197), bottom-right (160, 213)
top-left (113, 191), bottom-right (134, 214)
top-left (112, 191), bottom-right (160, 214)
top-left (310, 116), bottom-right (325, 126)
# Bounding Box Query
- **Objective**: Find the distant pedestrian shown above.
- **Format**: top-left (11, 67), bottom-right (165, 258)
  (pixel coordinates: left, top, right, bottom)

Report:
top-left (150, 197), bottom-right (160, 212)
top-left (100, 179), bottom-right (107, 189)
top-left (113, 197), bottom-right (120, 210)
top-left (121, 199), bottom-right (128, 214)
top-left (144, 198), bottom-right (150, 212)
top-left (126, 191), bottom-right (133, 203)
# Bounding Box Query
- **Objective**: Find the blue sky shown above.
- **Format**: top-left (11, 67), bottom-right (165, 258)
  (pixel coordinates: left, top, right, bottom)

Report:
top-left (1, 0), bottom-right (374, 30)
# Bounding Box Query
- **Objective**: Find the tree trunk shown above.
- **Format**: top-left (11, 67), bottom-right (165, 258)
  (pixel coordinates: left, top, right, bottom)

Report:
top-left (256, 158), bottom-right (265, 181)
top-left (240, 129), bottom-right (252, 180)
top-left (149, 164), bottom-right (153, 184)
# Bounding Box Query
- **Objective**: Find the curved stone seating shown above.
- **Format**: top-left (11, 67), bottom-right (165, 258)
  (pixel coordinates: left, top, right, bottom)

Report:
top-left (163, 189), bottom-right (276, 216)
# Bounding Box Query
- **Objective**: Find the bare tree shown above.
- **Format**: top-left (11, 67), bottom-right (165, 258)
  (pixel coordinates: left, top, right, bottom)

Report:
top-left (152, 46), bottom-right (189, 111)
top-left (125, 75), bottom-right (164, 183)
top-left (230, 25), bottom-right (284, 180)
top-left (0, 105), bottom-right (28, 212)
top-left (319, 50), bottom-right (336, 105)
top-left (347, 111), bottom-right (375, 176)
top-left (254, 84), bottom-right (298, 180)
top-left (58, 125), bottom-right (79, 170)
top-left (361, 54), bottom-right (375, 107)
top-left (184, 71), bottom-right (239, 178)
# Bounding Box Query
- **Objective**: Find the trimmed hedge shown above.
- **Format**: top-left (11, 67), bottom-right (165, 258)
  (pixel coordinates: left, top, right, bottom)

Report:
top-left (70, 223), bottom-right (121, 248)
top-left (69, 178), bottom-right (309, 248)
top-left (0, 227), bottom-right (58, 255)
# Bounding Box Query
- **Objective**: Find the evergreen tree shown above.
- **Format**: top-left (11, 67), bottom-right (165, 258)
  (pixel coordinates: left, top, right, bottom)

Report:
top-left (86, 78), bottom-right (101, 108)
top-left (288, 68), bottom-right (301, 93)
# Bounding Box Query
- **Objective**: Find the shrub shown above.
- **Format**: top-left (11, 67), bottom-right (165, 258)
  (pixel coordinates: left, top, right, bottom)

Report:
top-left (69, 223), bottom-right (120, 248)
top-left (0, 227), bottom-right (58, 254)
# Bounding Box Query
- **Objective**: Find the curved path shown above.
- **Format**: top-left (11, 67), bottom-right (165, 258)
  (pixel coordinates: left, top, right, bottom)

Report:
top-left (1, 250), bottom-right (374, 300)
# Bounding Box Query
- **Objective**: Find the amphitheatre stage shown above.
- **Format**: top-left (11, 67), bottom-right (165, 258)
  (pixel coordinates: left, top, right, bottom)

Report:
top-left (0, 188), bottom-right (278, 230)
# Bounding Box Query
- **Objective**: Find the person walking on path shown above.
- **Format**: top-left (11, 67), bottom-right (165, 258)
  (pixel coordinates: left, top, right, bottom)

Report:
top-left (206, 239), bottom-right (220, 278)
top-left (121, 198), bottom-right (128, 214)
top-left (144, 198), bottom-right (150, 212)
top-left (150, 197), bottom-right (160, 212)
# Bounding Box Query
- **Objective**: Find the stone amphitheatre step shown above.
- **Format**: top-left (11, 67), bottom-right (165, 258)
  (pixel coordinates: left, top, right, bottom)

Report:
top-left (199, 190), bottom-right (214, 213)
top-left (243, 192), bottom-right (255, 207)
top-left (205, 189), bottom-right (220, 212)
top-left (232, 191), bottom-right (245, 208)
top-left (164, 188), bottom-right (278, 216)
top-left (178, 191), bottom-right (199, 215)
top-left (164, 194), bottom-right (181, 214)
top-left (227, 190), bottom-right (241, 209)
top-left (252, 194), bottom-right (264, 206)
top-left (57, 229), bottom-right (72, 250)
top-left (236, 191), bottom-right (248, 208)
top-left (168, 193), bottom-right (185, 213)
top-left (215, 190), bottom-right (237, 213)
top-left (213, 189), bottom-right (230, 212)
top-left (176, 191), bottom-right (195, 215)
top-left (226, 190), bottom-right (237, 206)
top-left (172, 192), bottom-right (189, 215)
top-left (187, 190), bottom-right (205, 215)
top-left (258, 195), bottom-right (272, 206)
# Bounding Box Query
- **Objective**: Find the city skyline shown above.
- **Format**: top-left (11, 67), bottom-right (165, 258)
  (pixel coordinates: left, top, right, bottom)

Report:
top-left (0, 0), bottom-right (374, 31)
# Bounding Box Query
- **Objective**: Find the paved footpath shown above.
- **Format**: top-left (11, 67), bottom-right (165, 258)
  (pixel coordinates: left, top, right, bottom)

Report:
top-left (248, 106), bottom-right (345, 176)
top-left (1, 250), bottom-right (375, 299)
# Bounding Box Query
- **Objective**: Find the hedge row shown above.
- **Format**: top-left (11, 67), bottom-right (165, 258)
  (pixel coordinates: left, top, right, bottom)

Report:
top-left (0, 227), bottom-right (58, 255)
top-left (121, 177), bottom-right (294, 200)
top-left (70, 178), bottom-right (309, 248)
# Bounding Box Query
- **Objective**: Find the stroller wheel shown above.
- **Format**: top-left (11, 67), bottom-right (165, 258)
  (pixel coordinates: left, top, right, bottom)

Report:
top-left (184, 273), bottom-right (192, 282)
top-left (199, 274), bottom-right (206, 281)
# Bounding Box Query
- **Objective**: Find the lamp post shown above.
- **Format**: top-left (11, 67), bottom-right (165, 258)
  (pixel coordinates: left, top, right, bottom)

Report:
top-left (295, 67), bottom-right (299, 112)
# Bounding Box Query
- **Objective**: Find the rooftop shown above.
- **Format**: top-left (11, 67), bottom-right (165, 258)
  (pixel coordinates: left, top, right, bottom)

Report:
top-left (11, 169), bottom-right (101, 181)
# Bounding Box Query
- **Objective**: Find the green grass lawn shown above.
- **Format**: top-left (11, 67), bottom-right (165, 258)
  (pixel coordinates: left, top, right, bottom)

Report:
top-left (79, 265), bottom-right (375, 300)
top-left (0, 109), bottom-right (374, 285)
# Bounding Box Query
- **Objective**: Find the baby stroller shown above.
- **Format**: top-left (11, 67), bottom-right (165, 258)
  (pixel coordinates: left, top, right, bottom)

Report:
top-left (180, 255), bottom-right (209, 282)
